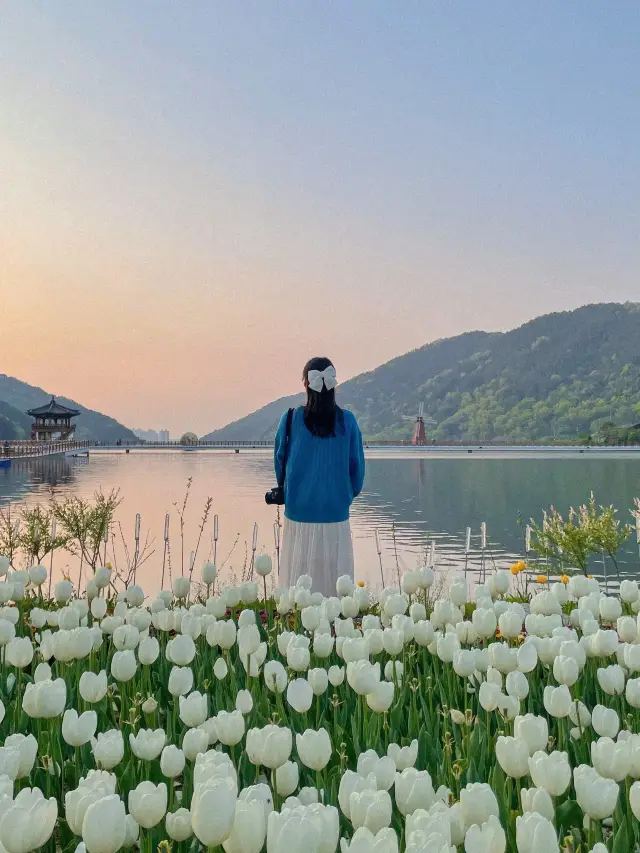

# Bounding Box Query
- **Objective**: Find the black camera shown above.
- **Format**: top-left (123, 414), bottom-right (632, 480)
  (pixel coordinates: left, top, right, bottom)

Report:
top-left (265, 486), bottom-right (285, 506)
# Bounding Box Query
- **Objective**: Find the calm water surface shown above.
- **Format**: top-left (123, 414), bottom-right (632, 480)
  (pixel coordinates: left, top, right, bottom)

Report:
top-left (1, 449), bottom-right (639, 593)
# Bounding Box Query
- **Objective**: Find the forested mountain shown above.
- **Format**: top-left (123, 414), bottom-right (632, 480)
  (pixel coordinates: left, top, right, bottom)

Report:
top-left (0, 375), bottom-right (136, 443)
top-left (203, 303), bottom-right (640, 443)
top-left (0, 401), bottom-right (33, 441)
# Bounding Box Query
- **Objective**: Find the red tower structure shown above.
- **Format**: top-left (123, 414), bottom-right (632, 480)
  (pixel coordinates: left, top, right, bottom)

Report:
top-left (412, 415), bottom-right (427, 445)
top-left (403, 403), bottom-right (436, 445)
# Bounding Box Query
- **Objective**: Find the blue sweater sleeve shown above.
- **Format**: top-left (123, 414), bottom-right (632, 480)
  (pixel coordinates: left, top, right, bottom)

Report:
top-left (274, 411), bottom-right (288, 484)
top-left (349, 416), bottom-right (365, 498)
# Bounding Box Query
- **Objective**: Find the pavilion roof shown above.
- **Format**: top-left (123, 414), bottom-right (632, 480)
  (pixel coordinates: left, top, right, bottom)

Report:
top-left (26, 396), bottom-right (80, 418)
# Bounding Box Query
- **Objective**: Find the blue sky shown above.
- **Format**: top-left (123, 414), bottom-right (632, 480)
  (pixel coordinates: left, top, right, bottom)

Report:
top-left (1, 3), bottom-right (638, 432)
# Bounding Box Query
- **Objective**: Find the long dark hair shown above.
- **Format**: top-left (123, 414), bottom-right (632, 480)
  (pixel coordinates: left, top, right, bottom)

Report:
top-left (302, 356), bottom-right (342, 438)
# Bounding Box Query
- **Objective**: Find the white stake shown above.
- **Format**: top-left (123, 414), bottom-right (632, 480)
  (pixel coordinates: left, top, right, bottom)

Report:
top-left (212, 514), bottom-right (219, 566)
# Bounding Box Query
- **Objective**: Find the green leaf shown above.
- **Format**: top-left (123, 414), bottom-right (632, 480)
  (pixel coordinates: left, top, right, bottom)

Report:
top-left (389, 699), bottom-right (404, 733)
top-left (350, 714), bottom-right (360, 757)
top-left (489, 760), bottom-right (509, 825)
top-left (612, 821), bottom-right (630, 853)
top-left (554, 798), bottom-right (583, 835)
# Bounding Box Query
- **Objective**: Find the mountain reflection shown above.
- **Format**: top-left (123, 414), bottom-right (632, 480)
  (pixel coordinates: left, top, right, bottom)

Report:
top-left (0, 450), bottom-right (638, 591)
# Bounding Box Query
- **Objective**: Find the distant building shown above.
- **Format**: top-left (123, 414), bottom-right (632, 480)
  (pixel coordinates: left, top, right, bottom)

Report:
top-left (133, 428), bottom-right (160, 442)
top-left (158, 429), bottom-right (170, 442)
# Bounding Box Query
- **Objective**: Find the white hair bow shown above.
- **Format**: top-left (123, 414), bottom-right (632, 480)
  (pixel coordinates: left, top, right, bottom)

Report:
top-left (307, 366), bottom-right (337, 393)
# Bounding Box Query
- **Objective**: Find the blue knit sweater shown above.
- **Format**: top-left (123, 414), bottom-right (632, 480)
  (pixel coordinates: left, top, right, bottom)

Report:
top-left (274, 407), bottom-right (365, 523)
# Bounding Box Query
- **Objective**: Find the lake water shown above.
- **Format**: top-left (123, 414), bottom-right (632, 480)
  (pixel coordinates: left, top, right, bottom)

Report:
top-left (1, 448), bottom-right (639, 594)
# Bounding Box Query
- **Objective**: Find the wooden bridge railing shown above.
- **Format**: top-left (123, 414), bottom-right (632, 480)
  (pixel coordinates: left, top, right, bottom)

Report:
top-left (2, 440), bottom-right (91, 458)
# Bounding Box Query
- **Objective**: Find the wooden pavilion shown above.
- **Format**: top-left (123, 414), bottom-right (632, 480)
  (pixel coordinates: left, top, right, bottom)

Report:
top-left (27, 397), bottom-right (80, 441)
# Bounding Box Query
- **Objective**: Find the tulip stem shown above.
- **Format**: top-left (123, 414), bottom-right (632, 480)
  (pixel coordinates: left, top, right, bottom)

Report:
top-left (271, 769), bottom-right (280, 811)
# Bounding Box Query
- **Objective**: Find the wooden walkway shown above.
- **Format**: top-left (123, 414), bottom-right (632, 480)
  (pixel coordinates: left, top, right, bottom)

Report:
top-left (0, 440), bottom-right (91, 466)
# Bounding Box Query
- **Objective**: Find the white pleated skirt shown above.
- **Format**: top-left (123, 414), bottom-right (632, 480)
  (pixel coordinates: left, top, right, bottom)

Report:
top-left (279, 518), bottom-right (354, 598)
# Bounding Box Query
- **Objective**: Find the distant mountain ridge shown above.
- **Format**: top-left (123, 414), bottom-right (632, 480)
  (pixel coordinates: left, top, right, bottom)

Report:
top-left (0, 374), bottom-right (136, 443)
top-left (203, 302), bottom-right (640, 443)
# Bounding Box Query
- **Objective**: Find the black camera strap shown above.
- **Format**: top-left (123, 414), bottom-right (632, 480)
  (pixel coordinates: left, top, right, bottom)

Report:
top-left (277, 408), bottom-right (294, 490)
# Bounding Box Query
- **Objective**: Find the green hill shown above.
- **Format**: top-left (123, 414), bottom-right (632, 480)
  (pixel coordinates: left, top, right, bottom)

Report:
top-left (203, 302), bottom-right (640, 443)
top-left (0, 401), bottom-right (33, 441)
top-left (0, 375), bottom-right (136, 443)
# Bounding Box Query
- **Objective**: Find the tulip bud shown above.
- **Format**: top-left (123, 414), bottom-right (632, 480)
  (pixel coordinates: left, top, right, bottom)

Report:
top-left (221, 797), bottom-right (267, 853)
top-left (630, 781), bottom-right (640, 820)
top-left (160, 745), bottom-right (185, 778)
top-left (235, 689), bottom-right (253, 715)
top-left (179, 691), bottom-right (208, 728)
top-left (214, 658), bottom-right (229, 680)
top-left (394, 767), bottom-right (434, 816)
top-left (296, 728), bottom-right (332, 771)
top-left (286, 679), bottom-right (314, 713)
top-left (5, 734), bottom-right (37, 779)
top-left (168, 666), bottom-right (194, 697)
top-left (387, 740), bottom-right (418, 771)
top-left (505, 671), bottom-right (529, 700)
top-left (591, 737), bottom-right (630, 782)
top-left (349, 789), bottom-right (392, 834)
top-left (543, 684), bottom-right (572, 718)
top-left (215, 710), bottom-right (245, 747)
top-left (574, 764), bottom-right (619, 819)
top-left (597, 664), bottom-right (625, 696)
top-left (307, 668), bottom-right (329, 697)
top-left (91, 730), bottom-right (124, 770)
top-left (367, 681), bottom-right (395, 713)
top-left (520, 787), bottom-right (555, 821)
top-left (592, 705), bottom-right (620, 739)
top-left (459, 783), bottom-right (500, 829)
top-left (5, 637), bottom-right (34, 669)
top-left (79, 671), bottom-right (108, 704)
top-left (62, 710), bottom-right (98, 748)
top-left (465, 814), bottom-right (506, 853)
top-left (173, 577), bottom-right (190, 599)
top-left (22, 679), bottom-right (67, 719)
top-left (128, 781), bottom-right (167, 829)
top-left (182, 727), bottom-right (209, 762)
top-left (328, 665), bottom-right (345, 686)
top-left (528, 750), bottom-right (571, 796)
top-left (514, 715), bottom-right (548, 755)
top-left (165, 808), bottom-right (193, 842)
top-left (275, 760), bottom-right (299, 797)
top-left (515, 812), bottom-right (558, 853)
top-left (82, 794), bottom-right (127, 853)
top-left (55, 579), bottom-right (73, 603)
top-left (142, 696), bottom-right (158, 715)
top-left (479, 681), bottom-right (501, 712)
top-left (496, 736), bottom-right (530, 779)
top-left (201, 562), bottom-right (217, 585)
top-left (191, 776), bottom-right (237, 846)
top-left (110, 650), bottom-right (137, 683)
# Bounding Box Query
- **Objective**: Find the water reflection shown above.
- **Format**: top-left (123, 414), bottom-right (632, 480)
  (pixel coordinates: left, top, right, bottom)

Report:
top-left (0, 450), bottom-right (638, 593)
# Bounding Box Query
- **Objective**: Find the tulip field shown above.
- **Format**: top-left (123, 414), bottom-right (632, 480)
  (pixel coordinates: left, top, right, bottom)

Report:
top-left (0, 554), bottom-right (640, 853)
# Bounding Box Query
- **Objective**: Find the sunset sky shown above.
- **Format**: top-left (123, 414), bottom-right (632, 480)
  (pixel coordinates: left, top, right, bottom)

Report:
top-left (1, 3), bottom-right (639, 435)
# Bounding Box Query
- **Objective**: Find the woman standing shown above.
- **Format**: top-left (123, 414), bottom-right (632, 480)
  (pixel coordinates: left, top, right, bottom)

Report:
top-left (274, 356), bottom-right (365, 596)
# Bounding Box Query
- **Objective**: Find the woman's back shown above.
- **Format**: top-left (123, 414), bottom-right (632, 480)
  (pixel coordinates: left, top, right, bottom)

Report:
top-left (274, 406), bottom-right (364, 524)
